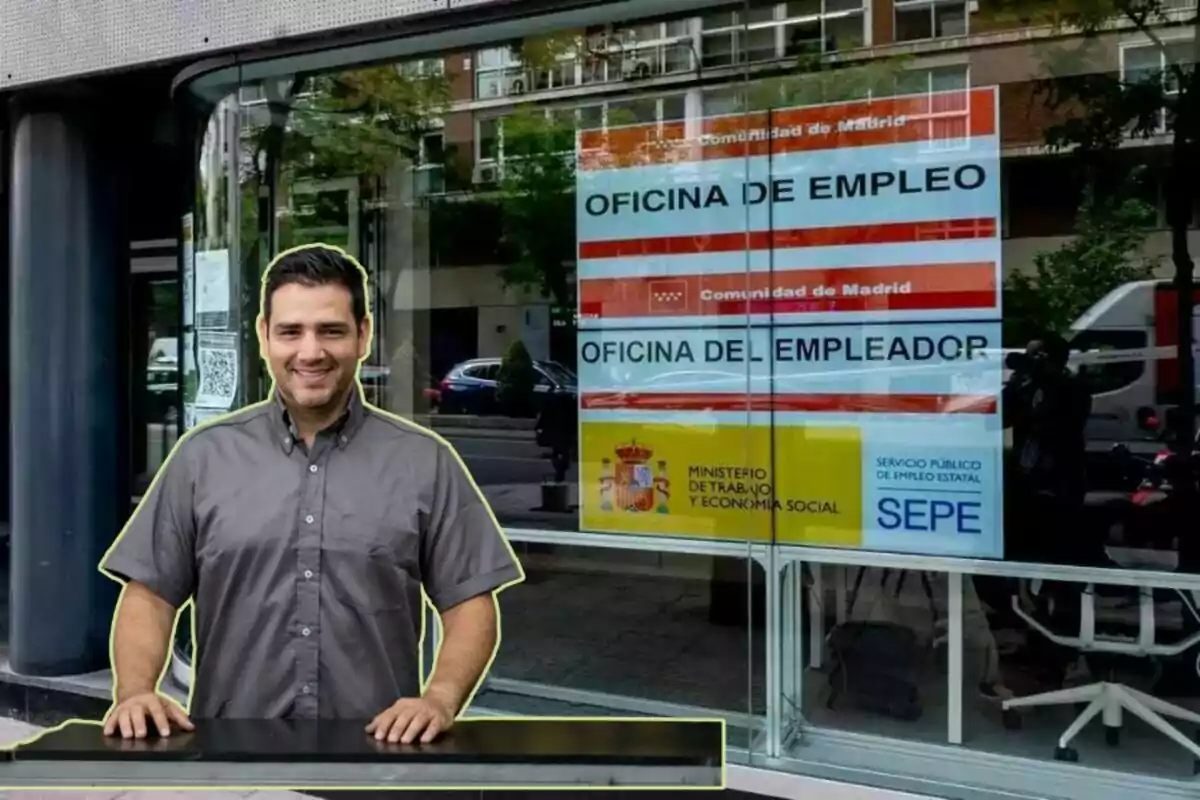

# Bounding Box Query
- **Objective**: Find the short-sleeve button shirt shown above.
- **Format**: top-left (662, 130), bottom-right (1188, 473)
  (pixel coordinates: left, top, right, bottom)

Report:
top-left (101, 390), bottom-right (524, 719)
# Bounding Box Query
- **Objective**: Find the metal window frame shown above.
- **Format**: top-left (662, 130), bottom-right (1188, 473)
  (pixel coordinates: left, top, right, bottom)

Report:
top-left (162, 2), bottom-right (1200, 797)
top-left (1117, 36), bottom-right (1194, 136)
top-left (892, 0), bottom-right (971, 42)
top-left (472, 89), bottom-right (688, 165)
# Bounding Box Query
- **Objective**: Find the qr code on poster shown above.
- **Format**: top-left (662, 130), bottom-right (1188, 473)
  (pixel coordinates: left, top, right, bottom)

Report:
top-left (196, 347), bottom-right (238, 405)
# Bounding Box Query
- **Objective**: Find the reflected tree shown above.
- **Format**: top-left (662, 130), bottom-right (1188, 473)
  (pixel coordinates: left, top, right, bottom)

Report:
top-left (751, 53), bottom-right (917, 109)
top-left (281, 66), bottom-right (451, 180)
top-left (984, 0), bottom-right (1199, 448)
top-left (496, 338), bottom-right (538, 417)
top-left (492, 108), bottom-right (578, 316)
top-left (488, 44), bottom-right (919, 338)
top-left (1004, 178), bottom-right (1161, 345)
top-left (236, 65), bottom-right (452, 409)
top-left (234, 65), bottom-right (453, 267)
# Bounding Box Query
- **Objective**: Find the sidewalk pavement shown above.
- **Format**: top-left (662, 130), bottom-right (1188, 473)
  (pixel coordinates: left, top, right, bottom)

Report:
top-left (0, 716), bottom-right (310, 799)
top-left (416, 413), bottom-right (535, 432)
top-left (483, 483), bottom-right (579, 529)
top-left (435, 426), bottom-right (534, 441)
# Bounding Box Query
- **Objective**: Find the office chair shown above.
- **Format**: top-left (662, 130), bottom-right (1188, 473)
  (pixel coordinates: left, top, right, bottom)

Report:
top-left (1001, 581), bottom-right (1200, 769)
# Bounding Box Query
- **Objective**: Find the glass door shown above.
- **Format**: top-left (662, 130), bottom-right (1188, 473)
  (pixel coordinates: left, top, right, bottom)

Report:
top-left (130, 271), bottom-right (192, 687)
top-left (131, 274), bottom-right (182, 497)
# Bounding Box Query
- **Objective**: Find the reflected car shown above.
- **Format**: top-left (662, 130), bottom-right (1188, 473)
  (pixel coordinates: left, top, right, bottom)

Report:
top-left (147, 363), bottom-right (180, 421)
top-left (435, 357), bottom-right (577, 416)
top-left (359, 364), bottom-right (390, 405)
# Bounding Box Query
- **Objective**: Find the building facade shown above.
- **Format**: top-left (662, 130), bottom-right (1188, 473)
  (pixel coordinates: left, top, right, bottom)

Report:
top-left (3, 1), bottom-right (1200, 798)
top-left (223, 0), bottom-right (1195, 374)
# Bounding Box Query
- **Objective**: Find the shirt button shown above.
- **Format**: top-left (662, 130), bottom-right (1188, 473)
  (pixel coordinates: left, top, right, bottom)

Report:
top-left (301, 684), bottom-right (312, 695)
top-left (309, 464), bottom-right (318, 473)
top-left (303, 569), bottom-right (314, 579)
top-left (305, 515), bottom-right (314, 524)
top-left (284, 437), bottom-right (291, 447)
top-left (301, 627), bottom-right (311, 637)
top-left (340, 435), bottom-right (348, 444)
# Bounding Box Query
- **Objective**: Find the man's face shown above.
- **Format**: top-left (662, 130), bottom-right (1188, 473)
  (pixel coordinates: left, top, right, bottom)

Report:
top-left (258, 282), bottom-right (369, 411)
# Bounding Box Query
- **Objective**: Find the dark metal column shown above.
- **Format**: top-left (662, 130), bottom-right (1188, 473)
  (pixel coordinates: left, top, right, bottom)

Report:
top-left (8, 101), bottom-right (125, 676)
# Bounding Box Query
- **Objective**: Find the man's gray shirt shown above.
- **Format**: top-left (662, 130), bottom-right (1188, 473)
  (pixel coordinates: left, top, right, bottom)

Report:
top-left (101, 390), bottom-right (524, 719)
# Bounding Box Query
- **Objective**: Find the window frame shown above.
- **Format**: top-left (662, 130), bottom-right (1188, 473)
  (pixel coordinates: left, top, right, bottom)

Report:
top-left (466, 2), bottom-right (876, 102)
top-left (474, 20), bottom-right (702, 100)
top-left (699, 0), bottom-right (868, 67)
top-left (473, 91), bottom-right (689, 167)
top-left (698, 62), bottom-right (971, 117)
top-left (892, 0), bottom-right (970, 43)
top-left (1119, 37), bottom-right (1193, 136)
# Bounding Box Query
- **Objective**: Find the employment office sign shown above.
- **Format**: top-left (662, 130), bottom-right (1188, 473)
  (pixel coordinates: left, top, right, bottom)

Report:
top-left (575, 88), bottom-right (1004, 559)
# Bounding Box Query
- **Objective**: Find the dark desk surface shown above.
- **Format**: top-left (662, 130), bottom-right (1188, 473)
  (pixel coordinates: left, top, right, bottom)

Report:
top-left (2, 718), bottom-right (723, 766)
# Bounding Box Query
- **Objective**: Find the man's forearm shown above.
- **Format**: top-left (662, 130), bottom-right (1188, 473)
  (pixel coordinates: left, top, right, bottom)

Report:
top-left (424, 594), bottom-right (499, 715)
top-left (112, 582), bottom-right (178, 701)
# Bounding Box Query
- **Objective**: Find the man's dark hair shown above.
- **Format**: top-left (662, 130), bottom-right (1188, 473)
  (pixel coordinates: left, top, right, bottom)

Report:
top-left (262, 245), bottom-right (368, 326)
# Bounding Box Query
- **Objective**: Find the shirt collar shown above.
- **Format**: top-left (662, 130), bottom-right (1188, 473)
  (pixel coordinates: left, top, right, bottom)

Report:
top-left (273, 386), bottom-right (368, 455)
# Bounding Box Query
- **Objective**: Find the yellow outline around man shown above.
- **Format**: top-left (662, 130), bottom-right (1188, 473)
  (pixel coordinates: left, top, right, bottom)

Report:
top-left (98, 243), bottom-right (524, 743)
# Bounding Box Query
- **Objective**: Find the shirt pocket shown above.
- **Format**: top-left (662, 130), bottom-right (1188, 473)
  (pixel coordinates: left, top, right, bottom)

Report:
top-left (322, 513), bottom-right (420, 613)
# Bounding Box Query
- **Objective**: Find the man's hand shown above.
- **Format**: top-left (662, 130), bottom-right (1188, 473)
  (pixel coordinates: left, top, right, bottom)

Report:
top-left (366, 696), bottom-right (455, 744)
top-left (103, 691), bottom-right (194, 739)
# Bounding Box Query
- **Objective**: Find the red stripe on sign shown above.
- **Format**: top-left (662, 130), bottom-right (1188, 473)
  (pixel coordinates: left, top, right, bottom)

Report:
top-left (579, 290), bottom-right (995, 320)
top-left (578, 218), bottom-right (997, 260)
top-left (729, 290), bottom-right (996, 315)
top-left (581, 392), bottom-right (998, 414)
top-left (577, 262), bottom-right (997, 320)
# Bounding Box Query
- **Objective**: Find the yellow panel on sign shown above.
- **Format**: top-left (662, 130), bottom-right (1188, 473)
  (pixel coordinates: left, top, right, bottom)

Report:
top-left (580, 421), bottom-right (863, 545)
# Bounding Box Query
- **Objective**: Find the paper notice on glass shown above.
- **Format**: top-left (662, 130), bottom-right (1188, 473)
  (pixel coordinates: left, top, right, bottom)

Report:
top-left (193, 407), bottom-right (229, 425)
top-left (195, 249), bottom-right (231, 330)
top-left (183, 331), bottom-right (197, 405)
top-left (184, 404), bottom-right (227, 430)
top-left (182, 214), bottom-right (195, 328)
top-left (194, 331), bottom-right (239, 410)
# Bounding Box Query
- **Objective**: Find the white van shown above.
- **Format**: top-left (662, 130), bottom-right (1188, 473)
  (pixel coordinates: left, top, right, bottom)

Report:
top-left (1068, 280), bottom-right (1200, 443)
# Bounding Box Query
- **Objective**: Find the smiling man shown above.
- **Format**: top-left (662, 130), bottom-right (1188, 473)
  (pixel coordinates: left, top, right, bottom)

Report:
top-left (99, 243), bottom-right (523, 743)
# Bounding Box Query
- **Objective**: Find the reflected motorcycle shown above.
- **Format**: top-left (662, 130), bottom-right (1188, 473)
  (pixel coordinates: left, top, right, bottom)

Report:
top-left (1105, 408), bottom-right (1199, 555)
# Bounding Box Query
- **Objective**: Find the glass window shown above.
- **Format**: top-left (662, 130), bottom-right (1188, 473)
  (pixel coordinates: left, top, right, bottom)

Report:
top-left (578, 104), bottom-right (604, 130)
top-left (895, 0), bottom-right (969, 42)
top-left (895, 3), bottom-right (935, 40)
top-left (825, 12), bottom-right (866, 50)
top-left (783, 18), bottom-right (823, 57)
top-left (478, 117), bottom-right (501, 161)
top-left (608, 97), bottom-right (658, 125)
top-left (786, 0), bottom-right (821, 17)
top-left (934, 2), bottom-right (967, 36)
top-left (238, 84), bottom-right (265, 104)
top-left (1123, 40), bottom-right (1195, 133)
top-left (661, 95), bottom-right (688, 122)
top-left (703, 86), bottom-right (746, 116)
top-left (743, 25), bottom-right (781, 61)
top-left (1071, 328), bottom-right (1149, 395)
top-left (702, 0), bottom-right (866, 64)
top-left (182, 1), bottom-right (1200, 797)
top-left (132, 275), bottom-right (181, 496)
top-left (701, 31), bottom-right (737, 68)
top-left (702, 10), bottom-right (737, 30)
top-left (475, 46), bottom-right (533, 99)
top-left (400, 57), bottom-right (445, 77)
